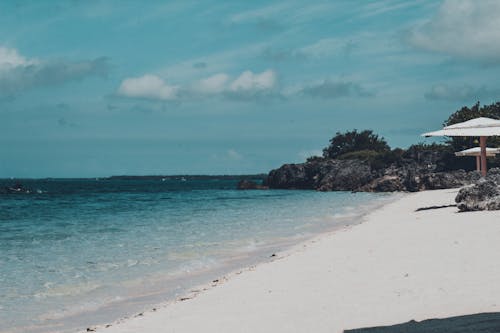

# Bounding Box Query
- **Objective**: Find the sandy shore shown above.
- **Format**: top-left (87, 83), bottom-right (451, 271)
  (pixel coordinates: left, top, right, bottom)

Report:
top-left (92, 189), bottom-right (500, 333)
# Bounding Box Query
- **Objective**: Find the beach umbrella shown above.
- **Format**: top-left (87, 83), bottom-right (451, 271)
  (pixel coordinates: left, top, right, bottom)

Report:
top-left (454, 147), bottom-right (500, 172)
top-left (422, 117), bottom-right (500, 176)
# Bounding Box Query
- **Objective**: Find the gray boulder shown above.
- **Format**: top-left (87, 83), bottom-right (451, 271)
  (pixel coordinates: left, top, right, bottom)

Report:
top-left (486, 167), bottom-right (500, 184)
top-left (455, 178), bottom-right (500, 211)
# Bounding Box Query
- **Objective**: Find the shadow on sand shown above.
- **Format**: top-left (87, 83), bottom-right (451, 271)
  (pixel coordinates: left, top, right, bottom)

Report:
top-left (344, 312), bottom-right (500, 333)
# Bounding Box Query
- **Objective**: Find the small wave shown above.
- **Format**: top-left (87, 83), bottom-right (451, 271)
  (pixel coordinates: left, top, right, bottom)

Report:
top-left (167, 250), bottom-right (203, 261)
top-left (331, 212), bottom-right (359, 219)
top-left (171, 257), bottom-right (219, 275)
top-left (127, 259), bottom-right (138, 267)
top-left (37, 297), bottom-right (111, 321)
top-left (34, 282), bottom-right (101, 299)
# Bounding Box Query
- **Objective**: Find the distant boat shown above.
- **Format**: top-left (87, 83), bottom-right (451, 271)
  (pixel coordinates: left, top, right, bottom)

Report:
top-left (181, 177), bottom-right (187, 182)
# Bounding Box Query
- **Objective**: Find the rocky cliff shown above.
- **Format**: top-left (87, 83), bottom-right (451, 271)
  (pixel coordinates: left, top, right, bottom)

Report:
top-left (266, 154), bottom-right (480, 192)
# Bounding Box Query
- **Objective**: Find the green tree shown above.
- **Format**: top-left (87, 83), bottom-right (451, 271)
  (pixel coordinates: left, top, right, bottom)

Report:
top-left (322, 129), bottom-right (390, 159)
top-left (443, 101), bottom-right (500, 169)
top-left (444, 101), bottom-right (500, 151)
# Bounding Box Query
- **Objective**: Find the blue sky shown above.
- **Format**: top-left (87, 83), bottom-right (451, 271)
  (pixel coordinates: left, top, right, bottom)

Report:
top-left (2, 0), bottom-right (500, 177)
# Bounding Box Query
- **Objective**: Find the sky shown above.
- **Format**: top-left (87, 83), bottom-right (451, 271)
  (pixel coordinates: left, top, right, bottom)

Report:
top-left (2, 0), bottom-right (500, 177)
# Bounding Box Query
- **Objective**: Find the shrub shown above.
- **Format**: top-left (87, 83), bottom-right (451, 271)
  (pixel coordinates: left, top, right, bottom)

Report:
top-left (322, 129), bottom-right (390, 159)
top-left (337, 149), bottom-right (403, 170)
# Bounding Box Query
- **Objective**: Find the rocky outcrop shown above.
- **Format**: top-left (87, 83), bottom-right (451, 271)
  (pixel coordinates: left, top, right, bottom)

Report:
top-left (237, 180), bottom-right (269, 190)
top-left (486, 167), bottom-right (500, 184)
top-left (267, 157), bottom-right (477, 193)
top-left (455, 178), bottom-right (500, 211)
top-left (267, 159), bottom-right (376, 191)
top-left (419, 170), bottom-right (474, 190)
top-left (313, 159), bottom-right (375, 191)
top-left (266, 163), bottom-right (310, 189)
top-left (360, 175), bottom-right (405, 192)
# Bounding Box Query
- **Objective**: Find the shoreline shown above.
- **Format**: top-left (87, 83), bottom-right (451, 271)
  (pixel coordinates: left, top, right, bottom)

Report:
top-left (80, 192), bottom-right (401, 333)
top-left (13, 191), bottom-right (397, 333)
top-left (0, 187), bottom-right (392, 333)
top-left (69, 193), bottom-right (400, 333)
top-left (87, 189), bottom-right (500, 333)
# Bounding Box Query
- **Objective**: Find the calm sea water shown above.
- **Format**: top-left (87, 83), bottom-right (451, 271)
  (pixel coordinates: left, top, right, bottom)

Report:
top-left (0, 178), bottom-right (395, 333)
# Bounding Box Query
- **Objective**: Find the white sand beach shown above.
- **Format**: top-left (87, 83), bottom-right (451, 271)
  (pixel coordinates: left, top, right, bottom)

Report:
top-left (93, 189), bottom-right (500, 333)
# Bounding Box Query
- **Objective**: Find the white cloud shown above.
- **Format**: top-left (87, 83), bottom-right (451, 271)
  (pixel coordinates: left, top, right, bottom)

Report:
top-left (228, 3), bottom-right (291, 24)
top-left (298, 38), bottom-right (348, 58)
top-left (424, 83), bottom-right (500, 102)
top-left (118, 74), bottom-right (178, 100)
top-left (227, 2), bottom-right (338, 26)
top-left (229, 70), bottom-right (276, 92)
top-left (117, 70), bottom-right (277, 102)
top-left (158, 42), bottom-right (266, 82)
top-left (0, 47), bottom-right (38, 70)
top-left (359, 0), bottom-right (424, 18)
top-left (193, 73), bottom-right (229, 94)
top-left (298, 79), bottom-right (372, 99)
top-left (408, 0), bottom-right (500, 62)
top-left (227, 149), bottom-right (243, 160)
top-left (0, 46), bottom-right (109, 96)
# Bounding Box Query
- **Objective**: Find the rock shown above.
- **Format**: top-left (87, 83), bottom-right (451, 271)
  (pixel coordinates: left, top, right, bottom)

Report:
top-left (468, 170), bottom-right (482, 183)
top-left (314, 159), bottom-right (375, 191)
top-left (266, 156), bottom-right (478, 193)
top-left (267, 159), bottom-right (375, 191)
top-left (267, 163), bottom-right (311, 189)
top-left (455, 178), bottom-right (500, 211)
top-left (486, 167), bottom-right (500, 184)
top-left (420, 170), bottom-right (470, 190)
top-left (360, 175), bottom-right (405, 192)
top-left (236, 180), bottom-right (268, 190)
top-left (402, 145), bottom-right (446, 169)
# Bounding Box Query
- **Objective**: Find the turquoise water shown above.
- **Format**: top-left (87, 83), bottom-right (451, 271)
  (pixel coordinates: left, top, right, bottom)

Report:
top-left (0, 178), bottom-right (395, 332)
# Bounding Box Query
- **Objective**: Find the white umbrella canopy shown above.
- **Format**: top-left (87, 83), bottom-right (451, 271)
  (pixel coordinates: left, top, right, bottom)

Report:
top-left (422, 117), bottom-right (500, 137)
top-left (422, 117), bottom-right (500, 176)
top-left (455, 147), bottom-right (500, 172)
top-left (454, 147), bottom-right (500, 157)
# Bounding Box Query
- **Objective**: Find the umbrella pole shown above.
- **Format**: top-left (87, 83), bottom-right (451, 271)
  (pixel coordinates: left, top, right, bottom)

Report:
top-left (476, 156), bottom-right (481, 172)
top-left (480, 136), bottom-right (487, 176)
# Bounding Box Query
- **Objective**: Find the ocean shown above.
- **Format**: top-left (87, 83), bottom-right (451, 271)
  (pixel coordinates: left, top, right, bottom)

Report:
top-left (0, 177), bottom-right (395, 332)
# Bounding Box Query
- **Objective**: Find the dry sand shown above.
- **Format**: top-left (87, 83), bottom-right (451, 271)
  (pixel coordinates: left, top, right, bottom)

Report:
top-left (93, 189), bottom-right (500, 333)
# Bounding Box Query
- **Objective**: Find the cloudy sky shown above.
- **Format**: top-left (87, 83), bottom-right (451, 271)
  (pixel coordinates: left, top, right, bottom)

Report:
top-left (2, 0), bottom-right (500, 177)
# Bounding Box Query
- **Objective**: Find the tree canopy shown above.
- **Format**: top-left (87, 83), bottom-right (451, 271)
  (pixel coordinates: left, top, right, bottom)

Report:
top-left (311, 101), bottom-right (500, 171)
top-left (443, 101), bottom-right (500, 153)
top-left (322, 129), bottom-right (390, 159)
top-left (444, 101), bottom-right (500, 127)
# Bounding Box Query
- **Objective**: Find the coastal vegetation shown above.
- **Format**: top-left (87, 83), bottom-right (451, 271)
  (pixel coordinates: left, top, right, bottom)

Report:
top-left (266, 102), bottom-right (500, 192)
top-left (444, 102), bottom-right (500, 160)
top-left (322, 129), bottom-right (390, 159)
top-left (322, 101), bottom-right (500, 171)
